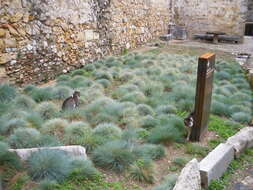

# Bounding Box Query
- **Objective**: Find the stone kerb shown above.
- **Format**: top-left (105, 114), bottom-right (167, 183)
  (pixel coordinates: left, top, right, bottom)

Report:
top-left (9, 145), bottom-right (87, 161)
top-left (173, 159), bottom-right (201, 190)
top-left (226, 127), bottom-right (253, 158)
top-left (173, 126), bottom-right (253, 189)
top-left (199, 143), bottom-right (234, 188)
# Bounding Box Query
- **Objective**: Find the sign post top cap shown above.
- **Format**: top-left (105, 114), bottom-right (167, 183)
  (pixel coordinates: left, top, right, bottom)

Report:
top-left (200, 53), bottom-right (215, 60)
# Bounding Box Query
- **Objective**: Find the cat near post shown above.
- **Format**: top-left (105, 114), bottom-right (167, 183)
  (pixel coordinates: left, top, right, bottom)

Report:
top-left (184, 111), bottom-right (195, 141)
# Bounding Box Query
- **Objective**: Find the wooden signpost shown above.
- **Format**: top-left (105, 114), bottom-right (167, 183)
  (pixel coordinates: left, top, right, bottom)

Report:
top-left (190, 53), bottom-right (216, 141)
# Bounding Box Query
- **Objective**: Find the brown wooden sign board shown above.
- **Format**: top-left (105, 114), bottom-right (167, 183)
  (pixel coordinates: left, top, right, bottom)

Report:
top-left (190, 53), bottom-right (215, 142)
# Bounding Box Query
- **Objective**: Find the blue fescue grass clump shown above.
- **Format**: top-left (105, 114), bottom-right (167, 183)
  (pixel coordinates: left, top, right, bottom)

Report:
top-left (83, 63), bottom-right (96, 72)
top-left (96, 79), bottom-right (111, 88)
top-left (29, 87), bottom-right (55, 102)
top-left (0, 83), bottom-right (17, 103)
top-left (69, 158), bottom-right (100, 180)
top-left (172, 157), bottom-right (191, 167)
top-left (27, 149), bottom-right (70, 182)
top-left (14, 95), bottom-right (36, 109)
top-left (41, 118), bottom-right (68, 139)
top-left (156, 105), bottom-right (177, 115)
top-left (120, 91), bottom-right (147, 104)
top-left (8, 128), bottom-right (60, 148)
top-left (8, 128), bottom-right (41, 148)
top-left (84, 98), bottom-right (125, 125)
top-left (215, 71), bottom-right (231, 80)
top-left (56, 75), bottom-right (71, 82)
top-left (0, 141), bottom-right (21, 169)
top-left (141, 81), bottom-right (164, 97)
top-left (211, 100), bottom-right (229, 117)
top-left (23, 84), bottom-right (36, 94)
top-left (93, 71), bottom-right (113, 81)
top-left (93, 123), bottom-right (122, 141)
top-left (36, 102), bottom-right (58, 120)
top-left (60, 108), bottom-right (86, 121)
top-left (228, 105), bottom-right (251, 116)
top-left (112, 84), bottom-right (139, 99)
top-left (128, 159), bottom-right (154, 183)
top-left (92, 140), bottom-right (135, 172)
top-left (231, 112), bottom-right (252, 124)
top-left (24, 112), bottom-right (44, 129)
top-left (134, 144), bottom-right (165, 160)
top-left (137, 104), bottom-right (155, 116)
top-left (152, 174), bottom-right (178, 190)
top-left (148, 115), bottom-right (185, 144)
top-left (68, 76), bottom-right (93, 89)
top-left (71, 69), bottom-right (86, 77)
top-left (0, 118), bottom-right (28, 135)
top-left (64, 121), bottom-right (92, 145)
top-left (140, 115), bottom-right (158, 129)
top-left (52, 86), bottom-right (72, 100)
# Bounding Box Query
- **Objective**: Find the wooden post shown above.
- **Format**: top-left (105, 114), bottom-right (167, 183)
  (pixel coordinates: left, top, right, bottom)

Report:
top-left (190, 53), bottom-right (215, 142)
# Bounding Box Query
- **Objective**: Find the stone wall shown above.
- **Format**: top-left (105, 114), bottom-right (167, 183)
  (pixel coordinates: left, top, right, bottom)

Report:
top-left (247, 0), bottom-right (253, 22)
top-left (0, 0), bottom-right (169, 85)
top-left (172, 0), bottom-right (248, 38)
top-left (109, 0), bottom-right (169, 54)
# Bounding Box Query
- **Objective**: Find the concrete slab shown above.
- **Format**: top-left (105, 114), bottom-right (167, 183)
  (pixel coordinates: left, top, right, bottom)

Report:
top-left (200, 143), bottom-right (234, 188)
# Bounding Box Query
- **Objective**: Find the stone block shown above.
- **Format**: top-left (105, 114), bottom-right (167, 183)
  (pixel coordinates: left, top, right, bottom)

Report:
top-left (0, 29), bottom-right (6, 37)
top-left (0, 53), bottom-right (16, 64)
top-left (9, 145), bottom-right (87, 161)
top-left (200, 143), bottom-right (234, 188)
top-left (84, 30), bottom-right (94, 41)
top-left (173, 159), bottom-right (201, 190)
top-left (76, 32), bottom-right (85, 42)
top-left (4, 38), bottom-right (17, 48)
top-left (226, 127), bottom-right (253, 158)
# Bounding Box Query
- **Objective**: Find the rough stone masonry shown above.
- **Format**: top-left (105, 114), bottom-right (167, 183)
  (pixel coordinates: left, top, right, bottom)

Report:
top-left (0, 0), bottom-right (169, 85)
top-left (0, 0), bottom-right (251, 85)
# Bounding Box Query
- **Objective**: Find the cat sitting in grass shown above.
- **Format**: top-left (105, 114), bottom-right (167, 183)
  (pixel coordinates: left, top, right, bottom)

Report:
top-left (62, 91), bottom-right (81, 110)
top-left (184, 111), bottom-right (194, 141)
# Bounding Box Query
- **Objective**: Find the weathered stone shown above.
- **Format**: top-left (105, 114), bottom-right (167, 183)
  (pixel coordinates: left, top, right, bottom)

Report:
top-left (173, 159), bottom-right (201, 190)
top-left (242, 176), bottom-right (253, 187)
top-left (8, 25), bottom-right (19, 37)
top-left (23, 13), bottom-right (29, 23)
top-left (0, 39), bottom-right (4, 51)
top-left (10, 12), bottom-right (23, 23)
top-left (84, 30), bottom-right (94, 41)
top-left (4, 38), bottom-right (17, 48)
top-left (226, 127), bottom-right (253, 158)
top-left (0, 0), bottom-right (169, 85)
top-left (0, 29), bottom-right (6, 37)
top-left (76, 32), bottom-right (86, 42)
top-left (17, 27), bottom-right (26, 36)
top-left (200, 143), bottom-right (234, 188)
top-left (0, 53), bottom-right (16, 64)
top-left (173, 0), bottom-right (248, 37)
top-left (9, 145), bottom-right (87, 161)
top-left (60, 22), bottom-right (69, 31)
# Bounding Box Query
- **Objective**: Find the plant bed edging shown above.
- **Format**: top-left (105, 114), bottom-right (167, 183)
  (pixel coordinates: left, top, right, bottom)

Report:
top-left (9, 145), bottom-right (87, 161)
top-left (226, 127), bottom-right (253, 158)
top-left (173, 159), bottom-right (201, 190)
top-left (199, 143), bottom-right (234, 188)
top-left (173, 127), bottom-right (253, 190)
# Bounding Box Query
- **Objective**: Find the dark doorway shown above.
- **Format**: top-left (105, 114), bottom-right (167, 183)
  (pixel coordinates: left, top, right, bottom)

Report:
top-left (245, 23), bottom-right (253, 36)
